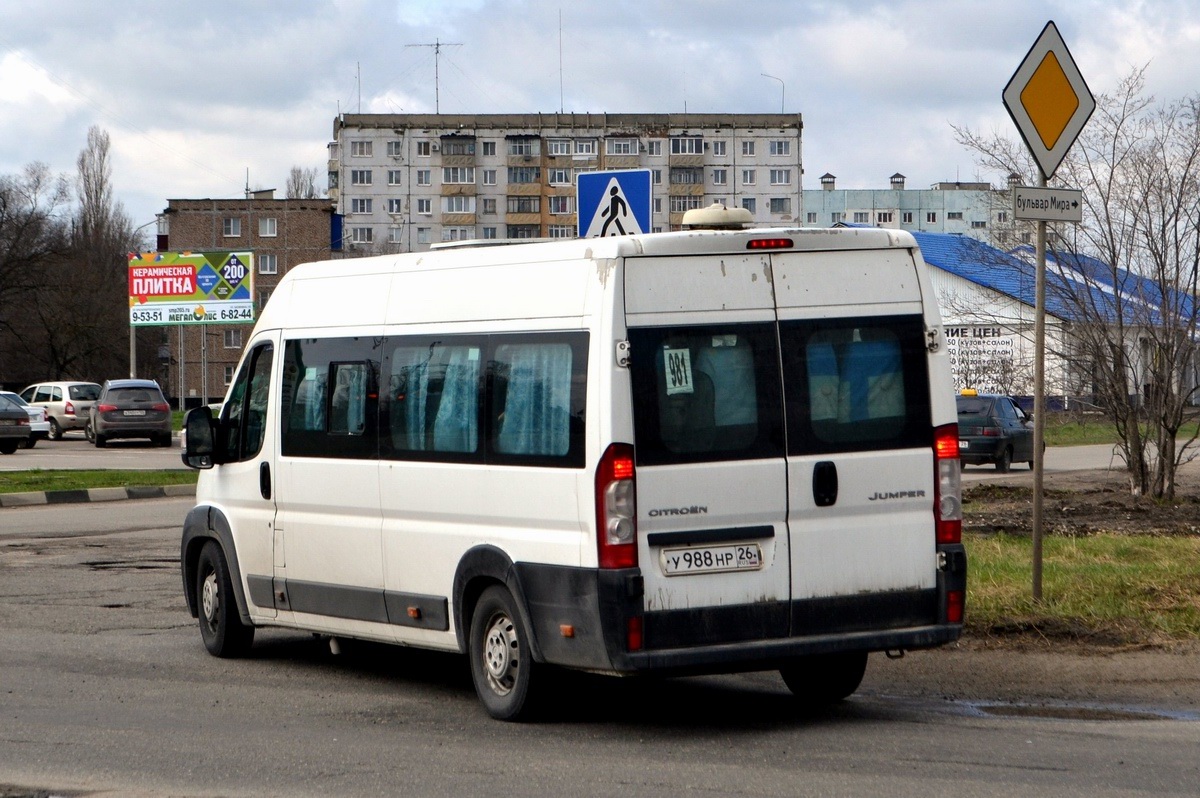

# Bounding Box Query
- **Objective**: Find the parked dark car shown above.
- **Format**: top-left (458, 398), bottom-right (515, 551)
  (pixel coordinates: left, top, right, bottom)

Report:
top-left (87, 379), bottom-right (173, 447)
top-left (955, 390), bottom-right (1035, 472)
top-left (0, 392), bottom-right (32, 454)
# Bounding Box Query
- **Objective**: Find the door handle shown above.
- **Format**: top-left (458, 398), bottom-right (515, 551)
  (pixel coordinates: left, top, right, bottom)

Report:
top-left (812, 461), bottom-right (838, 507)
top-left (259, 461), bottom-right (272, 500)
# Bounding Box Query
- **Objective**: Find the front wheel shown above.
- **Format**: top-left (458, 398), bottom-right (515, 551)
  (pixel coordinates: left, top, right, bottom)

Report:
top-left (781, 651), bottom-right (868, 708)
top-left (195, 540), bottom-right (254, 657)
top-left (469, 585), bottom-right (539, 721)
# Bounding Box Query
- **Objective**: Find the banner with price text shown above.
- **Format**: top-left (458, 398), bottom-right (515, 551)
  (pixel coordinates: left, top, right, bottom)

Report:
top-left (127, 251), bottom-right (255, 326)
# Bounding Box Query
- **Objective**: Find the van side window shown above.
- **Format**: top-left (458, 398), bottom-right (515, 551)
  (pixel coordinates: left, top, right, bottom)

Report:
top-left (492, 341), bottom-right (574, 457)
top-left (222, 342), bottom-right (274, 462)
top-left (281, 338), bottom-right (380, 459)
top-left (781, 316), bottom-right (931, 454)
top-left (387, 339), bottom-right (483, 455)
top-left (628, 323), bottom-right (783, 466)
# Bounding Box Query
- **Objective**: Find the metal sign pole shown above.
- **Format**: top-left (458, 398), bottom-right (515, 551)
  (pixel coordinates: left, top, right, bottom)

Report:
top-left (1032, 171), bottom-right (1048, 601)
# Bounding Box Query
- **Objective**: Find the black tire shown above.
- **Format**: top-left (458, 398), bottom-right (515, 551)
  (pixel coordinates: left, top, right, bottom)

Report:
top-left (158, 433), bottom-right (174, 447)
top-left (19, 436), bottom-right (35, 449)
top-left (469, 585), bottom-right (539, 721)
top-left (0, 441), bottom-right (17, 455)
top-left (85, 421), bottom-right (95, 443)
top-left (94, 433), bottom-right (106, 448)
top-left (48, 419), bottom-right (62, 441)
top-left (195, 540), bottom-right (254, 657)
top-left (995, 446), bottom-right (1012, 473)
top-left (780, 651), bottom-right (868, 708)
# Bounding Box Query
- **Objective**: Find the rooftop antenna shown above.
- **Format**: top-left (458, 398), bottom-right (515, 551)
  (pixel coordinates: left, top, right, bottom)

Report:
top-left (558, 10), bottom-right (564, 113)
top-left (357, 62), bottom-right (361, 113)
top-left (405, 39), bottom-right (462, 113)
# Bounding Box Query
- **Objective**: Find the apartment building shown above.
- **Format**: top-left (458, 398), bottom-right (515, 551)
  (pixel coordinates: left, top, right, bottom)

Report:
top-left (157, 192), bottom-right (334, 404)
top-left (328, 113), bottom-right (803, 251)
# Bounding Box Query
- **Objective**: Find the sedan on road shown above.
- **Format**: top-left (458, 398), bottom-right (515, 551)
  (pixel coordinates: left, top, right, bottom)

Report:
top-left (0, 392), bottom-right (31, 454)
top-left (0, 390), bottom-right (50, 448)
top-left (956, 390), bottom-right (1035, 472)
top-left (88, 379), bottom-right (174, 447)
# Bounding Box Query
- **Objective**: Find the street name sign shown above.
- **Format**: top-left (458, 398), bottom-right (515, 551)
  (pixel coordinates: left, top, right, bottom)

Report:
top-left (1002, 20), bottom-right (1094, 180)
top-left (1012, 185), bottom-right (1083, 222)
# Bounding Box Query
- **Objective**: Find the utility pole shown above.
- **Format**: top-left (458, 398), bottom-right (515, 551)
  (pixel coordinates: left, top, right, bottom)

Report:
top-left (405, 39), bottom-right (462, 113)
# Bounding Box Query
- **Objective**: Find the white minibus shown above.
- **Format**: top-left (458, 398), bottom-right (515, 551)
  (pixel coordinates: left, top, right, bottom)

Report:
top-left (180, 225), bottom-right (966, 720)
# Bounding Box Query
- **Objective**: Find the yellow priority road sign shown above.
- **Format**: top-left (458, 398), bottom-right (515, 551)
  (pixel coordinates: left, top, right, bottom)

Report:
top-left (1003, 21), bottom-right (1094, 180)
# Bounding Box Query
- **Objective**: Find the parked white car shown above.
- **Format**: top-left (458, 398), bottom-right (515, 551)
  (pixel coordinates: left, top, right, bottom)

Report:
top-left (0, 390), bottom-right (50, 448)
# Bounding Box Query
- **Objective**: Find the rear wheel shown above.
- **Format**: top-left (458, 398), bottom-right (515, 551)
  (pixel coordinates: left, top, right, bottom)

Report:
top-left (0, 441), bottom-right (17, 454)
top-left (995, 446), bottom-right (1012, 473)
top-left (469, 585), bottom-right (539, 721)
top-left (94, 433), bottom-right (106, 448)
top-left (195, 540), bottom-right (254, 657)
top-left (158, 432), bottom-right (173, 447)
top-left (780, 651), bottom-right (868, 708)
top-left (48, 419), bottom-right (62, 441)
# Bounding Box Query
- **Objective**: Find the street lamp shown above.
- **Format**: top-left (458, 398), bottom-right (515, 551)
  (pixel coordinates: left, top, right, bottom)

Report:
top-left (761, 73), bottom-right (785, 113)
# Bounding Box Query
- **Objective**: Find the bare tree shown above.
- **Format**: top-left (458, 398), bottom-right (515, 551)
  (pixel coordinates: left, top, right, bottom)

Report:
top-left (0, 164), bottom-right (69, 335)
top-left (954, 67), bottom-right (1200, 498)
top-left (286, 166), bottom-right (323, 199)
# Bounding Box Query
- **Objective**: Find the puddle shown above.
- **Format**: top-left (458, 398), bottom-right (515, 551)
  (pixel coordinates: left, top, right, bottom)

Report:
top-left (969, 702), bottom-right (1198, 722)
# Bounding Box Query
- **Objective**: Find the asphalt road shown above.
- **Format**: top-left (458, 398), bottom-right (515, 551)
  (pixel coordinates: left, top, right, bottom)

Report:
top-left (1, 498), bottom-right (1197, 797)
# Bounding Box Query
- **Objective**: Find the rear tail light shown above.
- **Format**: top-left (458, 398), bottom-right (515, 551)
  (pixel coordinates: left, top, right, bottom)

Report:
top-left (595, 443), bottom-right (637, 569)
top-left (746, 237), bottom-right (794, 250)
top-left (946, 590), bottom-right (965, 624)
top-left (933, 423), bottom-right (962, 544)
top-left (981, 427), bottom-right (1001, 437)
top-left (65, 401), bottom-right (75, 415)
top-left (97, 404), bottom-right (118, 413)
top-left (152, 402), bottom-right (170, 412)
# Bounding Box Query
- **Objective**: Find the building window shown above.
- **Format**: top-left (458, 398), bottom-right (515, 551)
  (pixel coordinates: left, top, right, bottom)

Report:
top-left (947, 212), bottom-right (963, 220)
top-left (328, 171), bottom-right (338, 189)
top-left (224, 329), bottom-right (242, 349)
top-left (223, 218), bottom-right (241, 237)
top-left (669, 195), bottom-right (703, 213)
top-left (647, 140), bottom-right (662, 156)
top-left (350, 169), bottom-right (372, 186)
top-left (712, 141), bottom-right (727, 156)
top-left (549, 195), bottom-right (571, 214)
top-left (507, 166), bottom-right (541, 183)
top-left (971, 220), bottom-right (987, 229)
top-left (769, 140), bottom-right (790, 156)
top-left (388, 170), bottom-right (402, 186)
top-left (417, 141), bottom-right (431, 157)
top-left (416, 169), bottom-right (431, 186)
top-left (442, 226), bottom-right (472, 242)
top-left (442, 139), bottom-right (475, 156)
top-left (574, 139), bottom-right (597, 156)
top-left (769, 169), bottom-right (791, 185)
top-left (742, 141), bottom-right (755, 157)
top-left (416, 198), bottom-right (432, 215)
top-left (652, 169), bottom-right (662, 185)
top-left (806, 212), bottom-right (817, 224)
top-left (548, 139), bottom-right (571, 156)
top-left (259, 253), bottom-right (278, 275)
top-left (388, 226), bottom-right (403, 244)
top-left (257, 288), bottom-right (272, 310)
top-left (742, 169), bottom-right (756, 186)
top-left (877, 211), bottom-right (894, 223)
top-left (482, 141), bottom-right (497, 156)
top-left (387, 140), bottom-right (403, 157)
top-left (769, 197), bottom-right (791, 214)
top-left (443, 196), bottom-right (475, 214)
top-left (653, 198), bottom-right (662, 214)
top-left (258, 217), bottom-right (277, 237)
top-left (712, 168), bottom-right (727, 185)
top-left (670, 136), bottom-right (703, 155)
top-left (507, 196), bottom-right (541, 214)
top-left (351, 198), bottom-right (372, 214)
top-left (853, 212), bottom-right (869, 223)
top-left (224, 365), bottom-right (235, 386)
top-left (549, 168), bottom-right (571, 185)
top-left (482, 169), bottom-right (497, 185)
top-left (997, 211), bottom-right (1009, 223)
top-left (482, 197), bottom-right (497, 214)
top-left (926, 212), bottom-right (937, 223)
top-left (482, 227), bottom-right (497, 239)
top-left (507, 224), bottom-right (540, 239)
top-left (350, 140), bottom-right (372, 157)
top-left (548, 225), bottom-right (574, 238)
top-left (741, 198), bottom-right (756, 213)
top-left (388, 198), bottom-right (403, 214)
top-left (902, 211), bottom-right (913, 224)
top-left (442, 167), bottom-right (475, 184)
top-left (670, 167), bottom-right (702, 184)
top-left (832, 212), bottom-right (844, 224)
top-left (508, 138), bottom-right (539, 156)
top-left (351, 227), bottom-right (373, 244)
top-left (606, 137), bottom-right (636, 155)
top-left (416, 227), bottom-right (431, 244)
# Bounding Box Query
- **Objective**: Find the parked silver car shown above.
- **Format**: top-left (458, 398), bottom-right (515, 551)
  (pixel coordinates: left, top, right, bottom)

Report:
top-left (88, 379), bottom-right (173, 447)
top-left (19, 381), bottom-right (101, 440)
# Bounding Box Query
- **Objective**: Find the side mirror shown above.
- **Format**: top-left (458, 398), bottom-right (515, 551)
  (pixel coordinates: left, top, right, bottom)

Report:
top-left (182, 406), bottom-right (217, 469)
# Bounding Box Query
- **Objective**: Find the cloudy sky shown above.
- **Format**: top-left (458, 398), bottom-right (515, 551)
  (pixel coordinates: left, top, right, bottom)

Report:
top-left (1, 0), bottom-right (1197, 231)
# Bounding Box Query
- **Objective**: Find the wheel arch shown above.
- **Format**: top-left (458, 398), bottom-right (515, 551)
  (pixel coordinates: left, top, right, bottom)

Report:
top-left (452, 545), bottom-right (544, 662)
top-left (180, 504), bottom-right (253, 627)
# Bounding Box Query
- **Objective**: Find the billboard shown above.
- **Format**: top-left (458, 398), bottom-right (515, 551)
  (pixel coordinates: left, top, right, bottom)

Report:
top-left (128, 251), bottom-right (255, 326)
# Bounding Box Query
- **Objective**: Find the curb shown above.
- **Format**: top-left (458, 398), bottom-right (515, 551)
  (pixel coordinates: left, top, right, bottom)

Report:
top-left (0, 482), bottom-right (196, 508)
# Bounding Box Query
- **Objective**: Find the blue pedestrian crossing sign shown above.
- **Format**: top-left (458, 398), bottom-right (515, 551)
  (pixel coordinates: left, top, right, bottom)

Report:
top-left (578, 169), bottom-right (652, 238)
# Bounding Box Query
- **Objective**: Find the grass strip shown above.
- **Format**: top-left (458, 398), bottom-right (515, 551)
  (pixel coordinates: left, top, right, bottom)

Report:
top-left (0, 469), bottom-right (198, 494)
top-left (965, 531), bottom-right (1200, 643)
